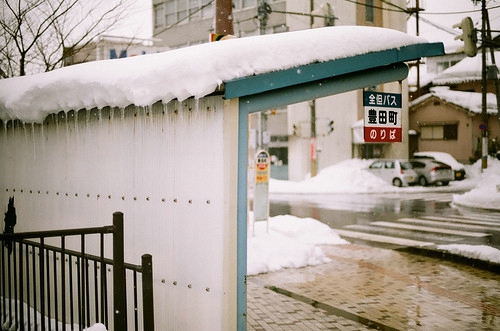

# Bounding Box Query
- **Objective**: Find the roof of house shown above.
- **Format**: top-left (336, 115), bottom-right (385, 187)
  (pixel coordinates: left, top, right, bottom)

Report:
top-left (432, 51), bottom-right (500, 86)
top-left (410, 86), bottom-right (498, 115)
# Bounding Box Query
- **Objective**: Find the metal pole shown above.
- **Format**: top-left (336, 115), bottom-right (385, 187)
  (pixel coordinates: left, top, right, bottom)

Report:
top-left (141, 254), bottom-right (155, 331)
top-left (113, 212), bottom-right (127, 331)
top-left (481, 0), bottom-right (488, 170)
top-left (310, 1), bottom-right (317, 177)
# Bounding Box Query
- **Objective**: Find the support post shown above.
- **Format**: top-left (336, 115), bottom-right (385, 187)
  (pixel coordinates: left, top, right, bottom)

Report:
top-left (141, 254), bottom-right (155, 331)
top-left (113, 212), bottom-right (127, 331)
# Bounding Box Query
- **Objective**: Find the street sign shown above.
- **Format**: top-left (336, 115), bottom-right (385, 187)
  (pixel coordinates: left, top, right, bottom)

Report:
top-left (254, 150), bottom-right (270, 225)
top-left (363, 91), bottom-right (402, 143)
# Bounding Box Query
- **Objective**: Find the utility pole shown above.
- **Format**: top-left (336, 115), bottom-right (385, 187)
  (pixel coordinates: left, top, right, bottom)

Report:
top-left (407, 0), bottom-right (424, 95)
top-left (481, 0), bottom-right (488, 170)
top-left (214, 0), bottom-right (234, 35)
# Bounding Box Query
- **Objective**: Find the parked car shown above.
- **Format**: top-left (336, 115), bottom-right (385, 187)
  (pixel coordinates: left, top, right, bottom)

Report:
top-left (367, 159), bottom-right (418, 187)
top-left (413, 151), bottom-right (466, 180)
top-left (409, 158), bottom-right (454, 186)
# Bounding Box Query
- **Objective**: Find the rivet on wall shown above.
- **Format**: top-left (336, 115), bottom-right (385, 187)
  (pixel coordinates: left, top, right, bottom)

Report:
top-left (188, 200), bottom-right (192, 204)
top-left (206, 200), bottom-right (210, 204)
top-left (173, 281), bottom-right (177, 286)
top-left (173, 198), bottom-right (177, 203)
top-left (187, 284), bottom-right (192, 289)
top-left (122, 196), bottom-right (125, 201)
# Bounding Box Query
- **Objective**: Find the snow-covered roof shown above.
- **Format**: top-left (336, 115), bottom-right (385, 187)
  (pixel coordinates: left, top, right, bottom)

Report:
top-left (410, 86), bottom-right (498, 114)
top-left (432, 52), bottom-right (500, 85)
top-left (0, 26), bottom-right (437, 123)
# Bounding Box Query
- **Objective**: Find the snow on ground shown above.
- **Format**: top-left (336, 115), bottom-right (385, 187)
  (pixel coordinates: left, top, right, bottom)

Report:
top-left (248, 157), bottom-right (500, 277)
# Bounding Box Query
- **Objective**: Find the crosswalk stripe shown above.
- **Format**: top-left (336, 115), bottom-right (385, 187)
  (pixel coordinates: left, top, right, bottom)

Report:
top-left (333, 229), bottom-right (434, 247)
top-left (397, 217), bottom-right (499, 232)
top-left (371, 221), bottom-right (491, 237)
top-left (420, 216), bottom-right (500, 228)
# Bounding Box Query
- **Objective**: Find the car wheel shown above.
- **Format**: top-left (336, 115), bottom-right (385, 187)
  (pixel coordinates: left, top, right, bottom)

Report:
top-left (392, 178), bottom-right (403, 187)
top-left (418, 176), bottom-right (428, 186)
top-left (441, 181), bottom-right (449, 186)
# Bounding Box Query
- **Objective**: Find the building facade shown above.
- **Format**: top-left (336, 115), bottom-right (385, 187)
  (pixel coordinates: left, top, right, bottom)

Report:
top-left (153, 0), bottom-right (410, 180)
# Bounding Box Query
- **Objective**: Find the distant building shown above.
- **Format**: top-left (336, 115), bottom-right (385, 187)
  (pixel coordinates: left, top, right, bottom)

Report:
top-left (63, 35), bottom-right (169, 66)
top-left (153, 0), bottom-right (410, 180)
top-left (409, 52), bottom-right (500, 163)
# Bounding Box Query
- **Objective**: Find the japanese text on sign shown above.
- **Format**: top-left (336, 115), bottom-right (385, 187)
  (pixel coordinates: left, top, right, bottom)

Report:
top-left (363, 91), bottom-right (402, 143)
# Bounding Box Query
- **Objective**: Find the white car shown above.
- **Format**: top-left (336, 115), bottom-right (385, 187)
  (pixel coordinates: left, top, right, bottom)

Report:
top-left (413, 151), bottom-right (466, 180)
top-left (367, 159), bottom-right (418, 187)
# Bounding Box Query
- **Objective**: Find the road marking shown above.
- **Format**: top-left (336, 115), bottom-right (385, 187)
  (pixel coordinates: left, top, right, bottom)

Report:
top-left (333, 229), bottom-right (434, 247)
top-left (423, 215), bottom-right (500, 226)
top-left (372, 221), bottom-right (491, 238)
top-left (398, 217), bottom-right (499, 232)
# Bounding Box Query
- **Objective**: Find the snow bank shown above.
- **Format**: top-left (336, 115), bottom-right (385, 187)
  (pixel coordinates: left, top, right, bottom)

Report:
top-left (452, 157), bottom-right (500, 211)
top-left (247, 214), bottom-right (349, 275)
top-left (436, 244), bottom-right (500, 264)
top-left (0, 26), bottom-right (428, 123)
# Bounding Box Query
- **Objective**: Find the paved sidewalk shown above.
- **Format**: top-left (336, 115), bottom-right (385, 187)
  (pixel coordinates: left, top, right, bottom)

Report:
top-left (247, 244), bottom-right (500, 330)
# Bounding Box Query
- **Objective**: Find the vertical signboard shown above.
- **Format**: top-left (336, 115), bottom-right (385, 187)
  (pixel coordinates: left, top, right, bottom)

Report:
top-left (363, 91), bottom-right (402, 143)
top-left (254, 150), bottom-right (270, 224)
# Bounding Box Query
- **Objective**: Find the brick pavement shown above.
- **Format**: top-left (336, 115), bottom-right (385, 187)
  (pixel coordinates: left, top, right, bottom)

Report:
top-left (247, 244), bottom-right (500, 330)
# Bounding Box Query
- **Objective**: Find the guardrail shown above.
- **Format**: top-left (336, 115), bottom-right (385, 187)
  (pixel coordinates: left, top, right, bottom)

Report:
top-left (0, 212), bottom-right (154, 331)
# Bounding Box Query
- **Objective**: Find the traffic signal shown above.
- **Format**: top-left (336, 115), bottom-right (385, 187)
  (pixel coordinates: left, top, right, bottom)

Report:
top-left (453, 17), bottom-right (478, 57)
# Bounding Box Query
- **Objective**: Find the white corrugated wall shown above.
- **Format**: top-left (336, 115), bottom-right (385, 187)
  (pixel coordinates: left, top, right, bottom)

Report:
top-left (0, 95), bottom-right (239, 330)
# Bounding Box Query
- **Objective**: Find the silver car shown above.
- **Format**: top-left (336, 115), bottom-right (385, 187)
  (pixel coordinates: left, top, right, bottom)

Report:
top-left (409, 158), bottom-right (454, 186)
top-left (367, 159), bottom-right (418, 187)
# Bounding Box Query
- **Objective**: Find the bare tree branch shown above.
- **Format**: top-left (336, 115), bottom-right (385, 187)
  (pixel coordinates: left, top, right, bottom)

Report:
top-left (0, 0), bottom-right (134, 77)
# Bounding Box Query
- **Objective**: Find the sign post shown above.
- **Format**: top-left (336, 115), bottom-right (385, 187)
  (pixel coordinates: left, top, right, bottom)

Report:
top-left (363, 91), bottom-right (402, 143)
top-left (253, 150), bottom-right (270, 234)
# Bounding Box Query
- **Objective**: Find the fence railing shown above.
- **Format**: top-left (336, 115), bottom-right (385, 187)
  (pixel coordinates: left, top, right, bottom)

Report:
top-left (0, 212), bottom-right (154, 331)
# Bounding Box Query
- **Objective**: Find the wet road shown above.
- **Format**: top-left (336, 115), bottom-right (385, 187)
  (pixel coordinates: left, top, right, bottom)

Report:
top-left (269, 191), bottom-right (500, 249)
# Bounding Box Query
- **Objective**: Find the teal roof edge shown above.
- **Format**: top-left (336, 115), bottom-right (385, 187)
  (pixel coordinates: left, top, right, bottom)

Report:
top-left (224, 42), bottom-right (444, 100)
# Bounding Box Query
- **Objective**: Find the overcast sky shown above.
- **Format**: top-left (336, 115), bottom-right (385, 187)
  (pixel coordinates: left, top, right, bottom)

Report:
top-left (108, 0), bottom-right (500, 48)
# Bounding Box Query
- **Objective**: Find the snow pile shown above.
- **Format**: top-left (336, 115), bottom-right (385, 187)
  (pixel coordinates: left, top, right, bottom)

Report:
top-left (270, 158), bottom-right (476, 194)
top-left (452, 157), bottom-right (500, 210)
top-left (247, 214), bottom-right (349, 275)
top-left (83, 324), bottom-right (107, 331)
top-left (0, 26), bottom-right (428, 123)
top-left (436, 244), bottom-right (500, 264)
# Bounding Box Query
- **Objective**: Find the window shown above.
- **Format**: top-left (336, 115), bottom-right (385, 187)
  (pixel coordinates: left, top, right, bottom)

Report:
top-left (155, 0), bottom-right (214, 27)
top-left (420, 124), bottom-right (458, 140)
top-left (154, 3), bottom-right (164, 28)
top-left (366, 0), bottom-right (374, 23)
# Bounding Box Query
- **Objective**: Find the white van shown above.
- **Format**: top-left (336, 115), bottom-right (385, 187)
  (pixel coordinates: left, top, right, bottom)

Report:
top-left (367, 159), bottom-right (418, 187)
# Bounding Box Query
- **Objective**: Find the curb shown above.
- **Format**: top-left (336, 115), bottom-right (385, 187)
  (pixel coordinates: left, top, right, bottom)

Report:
top-left (397, 245), bottom-right (500, 274)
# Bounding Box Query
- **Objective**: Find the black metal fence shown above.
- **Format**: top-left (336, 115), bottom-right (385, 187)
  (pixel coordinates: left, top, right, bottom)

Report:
top-left (0, 212), bottom-right (154, 331)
